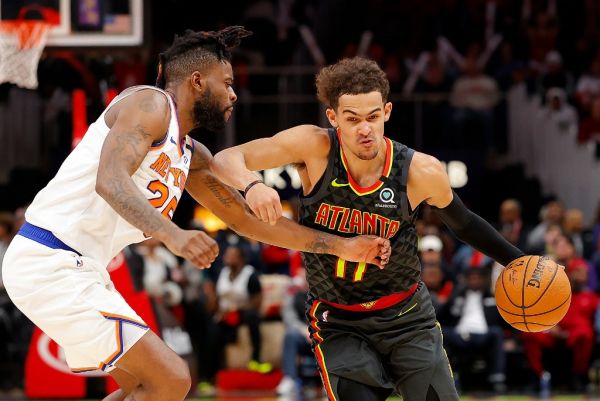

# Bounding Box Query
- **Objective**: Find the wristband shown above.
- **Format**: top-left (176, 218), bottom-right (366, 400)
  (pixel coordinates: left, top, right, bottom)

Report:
top-left (243, 179), bottom-right (264, 198)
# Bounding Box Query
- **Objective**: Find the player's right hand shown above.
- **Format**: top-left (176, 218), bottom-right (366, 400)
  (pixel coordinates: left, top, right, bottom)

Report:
top-left (244, 182), bottom-right (283, 225)
top-left (164, 229), bottom-right (219, 268)
top-left (339, 236), bottom-right (391, 269)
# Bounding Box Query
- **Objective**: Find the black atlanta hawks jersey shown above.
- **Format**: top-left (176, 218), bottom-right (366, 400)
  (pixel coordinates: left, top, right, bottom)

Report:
top-left (299, 128), bottom-right (421, 305)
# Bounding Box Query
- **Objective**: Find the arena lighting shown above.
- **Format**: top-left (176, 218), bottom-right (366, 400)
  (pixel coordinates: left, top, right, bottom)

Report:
top-left (439, 160), bottom-right (469, 188)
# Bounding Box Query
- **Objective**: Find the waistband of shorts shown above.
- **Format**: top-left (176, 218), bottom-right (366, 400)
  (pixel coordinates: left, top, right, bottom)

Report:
top-left (319, 282), bottom-right (419, 312)
top-left (18, 222), bottom-right (82, 256)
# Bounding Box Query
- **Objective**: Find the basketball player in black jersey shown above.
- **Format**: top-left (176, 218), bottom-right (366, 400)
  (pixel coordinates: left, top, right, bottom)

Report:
top-left (212, 57), bottom-right (525, 401)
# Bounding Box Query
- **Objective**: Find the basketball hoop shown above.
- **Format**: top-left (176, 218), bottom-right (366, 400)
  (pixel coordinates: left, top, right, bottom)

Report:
top-left (0, 20), bottom-right (51, 89)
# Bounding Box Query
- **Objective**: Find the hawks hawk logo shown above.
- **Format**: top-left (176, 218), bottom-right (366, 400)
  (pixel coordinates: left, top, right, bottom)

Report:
top-left (360, 301), bottom-right (377, 309)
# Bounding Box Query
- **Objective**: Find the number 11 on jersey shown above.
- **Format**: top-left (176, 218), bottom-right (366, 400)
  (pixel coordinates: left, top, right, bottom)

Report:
top-left (335, 258), bottom-right (367, 282)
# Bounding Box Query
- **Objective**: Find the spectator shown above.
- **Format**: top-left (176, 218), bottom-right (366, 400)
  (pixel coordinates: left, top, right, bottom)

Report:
top-left (578, 96), bottom-right (600, 144)
top-left (212, 228), bottom-right (264, 279)
top-left (538, 51), bottom-right (574, 98)
top-left (414, 52), bottom-right (453, 94)
top-left (575, 50), bottom-right (600, 113)
top-left (521, 261), bottom-right (598, 393)
top-left (419, 234), bottom-right (451, 276)
top-left (492, 41), bottom-right (522, 91)
top-left (563, 209), bottom-right (595, 259)
top-left (526, 13), bottom-right (559, 78)
top-left (541, 88), bottom-right (579, 135)
top-left (541, 223), bottom-right (565, 260)
top-left (438, 266), bottom-right (507, 394)
top-left (527, 200), bottom-right (565, 254)
top-left (450, 56), bottom-right (500, 151)
top-left (554, 234), bottom-right (596, 291)
top-left (498, 198), bottom-right (529, 250)
top-left (136, 237), bottom-right (182, 300)
top-left (211, 246), bottom-right (270, 375)
top-left (260, 244), bottom-right (291, 275)
top-left (420, 258), bottom-right (454, 313)
top-left (276, 268), bottom-right (312, 396)
top-left (452, 246), bottom-right (493, 275)
top-left (178, 259), bottom-right (218, 391)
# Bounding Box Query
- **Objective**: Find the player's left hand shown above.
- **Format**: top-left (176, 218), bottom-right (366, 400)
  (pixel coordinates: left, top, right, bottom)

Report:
top-left (339, 236), bottom-right (391, 269)
top-left (245, 182), bottom-right (283, 225)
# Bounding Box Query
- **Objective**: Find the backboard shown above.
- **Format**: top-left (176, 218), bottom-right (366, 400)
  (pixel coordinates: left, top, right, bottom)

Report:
top-left (0, 0), bottom-right (143, 46)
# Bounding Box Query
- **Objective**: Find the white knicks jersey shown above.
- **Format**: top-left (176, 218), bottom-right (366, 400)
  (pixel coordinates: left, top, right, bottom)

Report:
top-left (25, 85), bottom-right (194, 267)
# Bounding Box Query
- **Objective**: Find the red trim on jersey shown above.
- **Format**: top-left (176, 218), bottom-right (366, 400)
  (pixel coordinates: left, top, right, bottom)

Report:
top-left (320, 282), bottom-right (418, 312)
top-left (337, 129), bottom-right (393, 195)
top-left (308, 301), bottom-right (338, 401)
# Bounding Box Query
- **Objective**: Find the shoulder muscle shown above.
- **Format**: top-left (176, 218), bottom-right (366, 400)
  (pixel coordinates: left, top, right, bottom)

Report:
top-left (407, 152), bottom-right (453, 208)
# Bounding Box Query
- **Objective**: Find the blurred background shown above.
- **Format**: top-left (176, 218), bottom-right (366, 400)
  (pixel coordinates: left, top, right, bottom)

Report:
top-left (0, 0), bottom-right (600, 400)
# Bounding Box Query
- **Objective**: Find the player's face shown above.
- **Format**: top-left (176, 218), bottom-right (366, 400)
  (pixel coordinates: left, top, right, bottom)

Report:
top-left (192, 61), bottom-right (237, 131)
top-left (327, 92), bottom-right (392, 161)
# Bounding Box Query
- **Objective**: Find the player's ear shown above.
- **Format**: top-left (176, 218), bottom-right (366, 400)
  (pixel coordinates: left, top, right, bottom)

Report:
top-left (190, 71), bottom-right (205, 93)
top-left (326, 108), bottom-right (338, 128)
top-left (383, 102), bottom-right (392, 122)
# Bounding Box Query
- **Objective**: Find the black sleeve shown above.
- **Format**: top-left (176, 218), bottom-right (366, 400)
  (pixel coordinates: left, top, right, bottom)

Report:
top-left (433, 192), bottom-right (525, 266)
top-left (247, 272), bottom-right (262, 295)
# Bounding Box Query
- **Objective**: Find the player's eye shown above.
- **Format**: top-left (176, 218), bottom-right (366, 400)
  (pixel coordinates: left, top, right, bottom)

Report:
top-left (368, 114), bottom-right (379, 120)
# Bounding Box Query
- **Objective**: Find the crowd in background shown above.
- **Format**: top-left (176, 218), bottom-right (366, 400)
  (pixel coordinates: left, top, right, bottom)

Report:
top-left (5, 0), bottom-right (600, 189)
top-left (1, 0), bottom-right (600, 398)
top-left (1, 198), bottom-right (600, 397)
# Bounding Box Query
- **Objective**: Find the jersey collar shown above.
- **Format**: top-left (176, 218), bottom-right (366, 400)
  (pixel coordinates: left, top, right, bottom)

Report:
top-left (337, 128), bottom-right (393, 196)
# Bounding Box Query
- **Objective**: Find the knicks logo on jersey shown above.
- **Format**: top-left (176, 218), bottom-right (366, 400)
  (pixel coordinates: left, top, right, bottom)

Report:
top-left (146, 152), bottom-right (188, 219)
top-left (149, 152), bottom-right (187, 190)
top-left (314, 202), bottom-right (401, 239)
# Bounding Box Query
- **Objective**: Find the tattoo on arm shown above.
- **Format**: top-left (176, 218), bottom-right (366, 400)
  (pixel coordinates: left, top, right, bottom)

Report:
top-left (106, 175), bottom-right (165, 235)
top-left (202, 174), bottom-right (236, 209)
top-left (98, 123), bottom-right (170, 237)
top-left (305, 232), bottom-right (333, 254)
top-left (111, 124), bottom-right (153, 172)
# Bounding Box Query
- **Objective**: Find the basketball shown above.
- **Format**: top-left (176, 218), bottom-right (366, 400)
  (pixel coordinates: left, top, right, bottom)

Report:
top-left (495, 255), bottom-right (571, 332)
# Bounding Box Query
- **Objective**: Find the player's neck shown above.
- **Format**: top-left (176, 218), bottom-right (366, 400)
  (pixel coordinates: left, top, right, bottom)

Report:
top-left (165, 85), bottom-right (195, 134)
top-left (341, 142), bottom-right (387, 187)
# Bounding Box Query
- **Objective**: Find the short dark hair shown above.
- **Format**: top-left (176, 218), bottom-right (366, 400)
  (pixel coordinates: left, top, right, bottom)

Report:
top-left (315, 57), bottom-right (390, 110)
top-left (156, 26), bottom-right (252, 89)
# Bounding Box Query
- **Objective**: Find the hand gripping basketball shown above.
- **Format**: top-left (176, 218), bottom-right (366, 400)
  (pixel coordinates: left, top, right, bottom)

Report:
top-left (495, 255), bottom-right (572, 332)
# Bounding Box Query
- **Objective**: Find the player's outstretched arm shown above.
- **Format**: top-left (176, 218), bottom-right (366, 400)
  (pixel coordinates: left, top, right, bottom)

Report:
top-left (408, 152), bottom-right (524, 266)
top-left (188, 140), bottom-right (390, 268)
top-left (96, 90), bottom-right (218, 268)
top-left (211, 125), bottom-right (329, 225)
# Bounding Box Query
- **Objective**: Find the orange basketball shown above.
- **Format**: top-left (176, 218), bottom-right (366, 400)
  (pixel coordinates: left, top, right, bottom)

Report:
top-left (495, 255), bottom-right (571, 332)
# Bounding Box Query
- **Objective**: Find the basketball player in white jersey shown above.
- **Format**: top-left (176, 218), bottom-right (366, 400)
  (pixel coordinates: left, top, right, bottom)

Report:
top-left (1, 27), bottom-right (391, 401)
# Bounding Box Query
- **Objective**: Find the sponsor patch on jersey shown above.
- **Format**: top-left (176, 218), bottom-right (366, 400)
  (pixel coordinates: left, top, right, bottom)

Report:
top-left (375, 187), bottom-right (398, 209)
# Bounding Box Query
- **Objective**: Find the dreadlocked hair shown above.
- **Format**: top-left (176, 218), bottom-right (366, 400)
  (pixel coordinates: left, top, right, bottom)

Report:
top-left (156, 26), bottom-right (252, 89)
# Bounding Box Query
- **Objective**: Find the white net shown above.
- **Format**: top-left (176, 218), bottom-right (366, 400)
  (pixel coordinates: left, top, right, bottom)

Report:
top-left (0, 21), bottom-right (51, 89)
